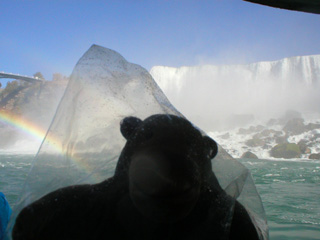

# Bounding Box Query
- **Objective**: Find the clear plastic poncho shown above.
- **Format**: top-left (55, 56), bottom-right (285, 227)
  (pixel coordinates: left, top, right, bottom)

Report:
top-left (6, 45), bottom-right (268, 239)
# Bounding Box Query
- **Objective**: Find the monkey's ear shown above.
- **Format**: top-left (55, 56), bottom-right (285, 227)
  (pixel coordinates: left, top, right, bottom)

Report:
top-left (203, 136), bottom-right (218, 159)
top-left (120, 116), bottom-right (142, 140)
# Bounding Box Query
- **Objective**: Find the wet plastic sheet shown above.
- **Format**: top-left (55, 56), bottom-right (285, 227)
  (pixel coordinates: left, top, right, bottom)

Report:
top-left (6, 45), bottom-right (268, 239)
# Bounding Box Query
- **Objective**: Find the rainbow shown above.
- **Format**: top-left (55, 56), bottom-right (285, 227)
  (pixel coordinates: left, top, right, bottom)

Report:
top-left (0, 110), bottom-right (69, 157)
top-left (0, 110), bottom-right (111, 182)
top-left (0, 110), bottom-right (47, 142)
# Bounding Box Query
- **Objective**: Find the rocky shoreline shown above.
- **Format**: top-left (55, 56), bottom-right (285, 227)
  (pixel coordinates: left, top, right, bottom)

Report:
top-left (208, 111), bottom-right (320, 160)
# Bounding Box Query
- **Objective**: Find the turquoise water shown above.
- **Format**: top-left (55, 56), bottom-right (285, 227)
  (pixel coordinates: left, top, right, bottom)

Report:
top-left (1, 155), bottom-right (319, 239)
top-left (239, 158), bottom-right (320, 240)
top-left (0, 155), bottom-right (33, 205)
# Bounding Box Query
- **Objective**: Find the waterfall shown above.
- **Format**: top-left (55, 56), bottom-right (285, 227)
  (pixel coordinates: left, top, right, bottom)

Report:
top-left (150, 55), bottom-right (320, 130)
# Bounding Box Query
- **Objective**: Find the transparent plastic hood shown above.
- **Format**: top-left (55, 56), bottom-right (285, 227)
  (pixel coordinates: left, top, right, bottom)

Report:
top-left (7, 45), bottom-right (268, 240)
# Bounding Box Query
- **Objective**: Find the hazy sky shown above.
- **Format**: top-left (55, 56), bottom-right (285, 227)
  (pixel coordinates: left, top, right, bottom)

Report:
top-left (1, 0), bottom-right (319, 82)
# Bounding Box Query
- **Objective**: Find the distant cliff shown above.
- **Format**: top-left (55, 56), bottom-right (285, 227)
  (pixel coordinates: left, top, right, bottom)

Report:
top-left (150, 55), bottom-right (320, 131)
top-left (0, 79), bottom-right (67, 151)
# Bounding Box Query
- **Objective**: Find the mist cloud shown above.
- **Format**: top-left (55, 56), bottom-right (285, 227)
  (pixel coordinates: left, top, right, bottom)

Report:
top-left (151, 55), bottom-right (320, 130)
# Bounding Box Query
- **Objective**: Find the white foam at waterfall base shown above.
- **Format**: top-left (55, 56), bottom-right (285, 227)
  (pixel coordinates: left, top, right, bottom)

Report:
top-left (0, 138), bottom-right (41, 155)
top-left (208, 117), bottom-right (320, 160)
